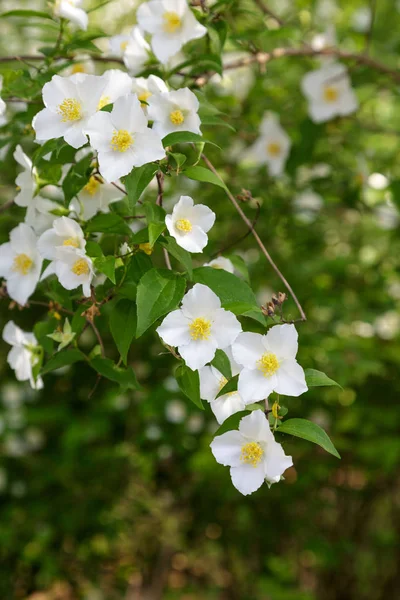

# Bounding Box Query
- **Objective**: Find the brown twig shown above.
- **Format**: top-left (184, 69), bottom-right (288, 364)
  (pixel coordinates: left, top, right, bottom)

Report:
top-left (163, 248), bottom-right (172, 270)
top-left (254, 0), bottom-right (284, 26)
top-left (156, 171), bottom-right (164, 206)
top-left (0, 54), bottom-right (124, 65)
top-left (0, 199), bottom-right (14, 213)
top-left (201, 153), bottom-right (307, 321)
top-left (210, 201), bottom-right (261, 258)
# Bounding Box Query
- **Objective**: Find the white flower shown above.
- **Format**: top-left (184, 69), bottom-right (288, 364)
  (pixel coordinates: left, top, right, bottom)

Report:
top-left (2, 321), bottom-right (43, 390)
top-left (311, 24), bottom-right (337, 64)
top-left (246, 114), bottom-right (291, 176)
top-left (33, 73), bottom-right (108, 148)
top-left (232, 324), bottom-right (308, 403)
top-left (204, 256), bottom-right (234, 273)
top-left (85, 94), bottom-right (166, 182)
top-left (62, 54), bottom-right (95, 76)
top-left (95, 69), bottom-right (133, 111)
top-left (109, 32), bottom-right (132, 57)
top-left (131, 75), bottom-right (168, 113)
top-left (13, 145), bottom-right (60, 234)
top-left (54, 0), bottom-right (88, 31)
top-left (293, 189), bottom-right (323, 223)
top-left (351, 6), bottom-right (372, 32)
top-left (211, 52), bottom-right (255, 100)
top-left (70, 175), bottom-right (123, 220)
top-left (38, 216), bottom-right (86, 274)
top-left (0, 75), bottom-right (6, 124)
top-left (301, 63), bottom-right (358, 123)
top-left (165, 195), bottom-right (215, 253)
top-left (53, 247), bottom-right (94, 297)
top-left (137, 0), bottom-right (207, 64)
top-left (199, 348), bottom-right (245, 424)
top-left (210, 410), bottom-right (293, 495)
top-left (122, 27), bottom-right (151, 75)
top-left (0, 224), bottom-right (42, 305)
top-left (147, 87), bottom-right (201, 139)
top-left (157, 283), bottom-right (242, 370)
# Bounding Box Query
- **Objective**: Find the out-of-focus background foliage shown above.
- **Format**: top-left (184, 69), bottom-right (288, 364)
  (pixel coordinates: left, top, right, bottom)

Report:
top-left (1, 0), bottom-right (400, 598)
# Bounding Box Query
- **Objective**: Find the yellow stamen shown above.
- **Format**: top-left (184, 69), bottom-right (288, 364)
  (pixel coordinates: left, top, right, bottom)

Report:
top-left (138, 91), bottom-right (152, 105)
top-left (97, 95), bottom-right (111, 111)
top-left (111, 129), bottom-right (133, 152)
top-left (323, 86), bottom-right (339, 103)
top-left (57, 98), bottom-right (82, 122)
top-left (241, 442), bottom-right (264, 467)
top-left (176, 218), bottom-right (192, 233)
top-left (120, 41), bottom-right (128, 52)
top-left (63, 237), bottom-right (79, 248)
top-left (83, 176), bottom-right (100, 196)
top-left (257, 352), bottom-right (280, 377)
top-left (170, 109), bottom-right (185, 125)
top-left (71, 63), bottom-right (85, 74)
top-left (189, 317), bottom-right (211, 341)
top-left (71, 258), bottom-right (89, 276)
top-left (218, 376), bottom-right (228, 392)
top-left (139, 242), bottom-right (153, 256)
top-left (267, 142), bottom-right (281, 157)
top-left (13, 253), bottom-right (33, 275)
top-left (163, 11), bottom-right (182, 33)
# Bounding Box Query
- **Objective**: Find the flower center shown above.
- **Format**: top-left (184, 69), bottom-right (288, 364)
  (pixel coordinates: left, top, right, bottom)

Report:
top-left (97, 95), bottom-right (111, 110)
top-left (257, 352), bottom-right (280, 377)
top-left (170, 109), bottom-right (185, 125)
top-left (120, 41), bottom-right (128, 52)
top-left (13, 253), bottom-right (33, 275)
top-left (241, 442), bottom-right (264, 467)
top-left (163, 11), bottom-right (182, 33)
top-left (323, 86), bottom-right (339, 102)
top-left (63, 237), bottom-right (80, 248)
top-left (218, 376), bottom-right (228, 392)
top-left (83, 176), bottom-right (100, 196)
top-left (267, 142), bottom-right (281, 157)
top-left (71, 63), bottom-right (85, 74)
top-left (57, 98), bottom-right (82, 122)
top-left (111, 129), bottom-right (133, 152)
top-left (189, 317), bottom-right (211, 341)
top-left (138, 91), bottom-right (152, 105)
top-left (176, 218), bottom-right (192, 233)
top-left (71, 258), bottom-right (89, 276)
top-left (139, 242), bottom-right (153, 255)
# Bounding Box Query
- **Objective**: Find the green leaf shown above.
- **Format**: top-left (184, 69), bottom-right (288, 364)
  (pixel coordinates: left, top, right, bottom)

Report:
top-left (200, 114), bottom-right (236, 131)
top-left (277, 418), bottom-right (340, 459)
top-left (90, 357), bottom-right (140, 390)
top-left (124, 163), bottom-right (158, 212)
top-left (175, 364), bottom-right (204, 409)
top-left (211, 349), bottom-right (232, 380)
top-left (1, 9), bottom-right (55, 19)
top-left (216, 374), bottom-right (239, 398)
top-left (159, 236), bottom-right (193, 278)
top-left (214, 410), bottom-right (252, 436)
top-left (94, 255), bottom-right (116, 284)
top-left (162, 131), bottom-right (205, 147)
top-left (193, 267), bottom-right (266, 326)
top-left (136, 269), bottom-right (186, 337)
top-left (168, 152), bottom-right (187, 170)
top-left (143, 201), bottom-right (166, 225)
top-left (86, 241), bottom-right (103, 258)
top-left (62, 155), bottom-right (94, 204)
top-left (305, 369), bottom-right (341, 389)
top-left (41, 349), bottom-right (86, 375)
top-left (228, 254), bottom-right (250, 282)
top-left (184, 166), bottom-right (228, 191)
top-left (32, 139), bottom-right (65, 165)
top-left (110, 299), bottom-right (136, 365)
top-left (149, 221), bottom-right (166, 247)
top-left (86, 213), bottom-right (132, 235)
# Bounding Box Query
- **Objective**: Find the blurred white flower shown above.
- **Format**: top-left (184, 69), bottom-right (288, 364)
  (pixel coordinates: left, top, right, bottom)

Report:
top-left (62, 54), bottom-right (95, 76)
top-left (375, 202), bottom-right (399, 231)
top-left (165, 195), bottom-right (215, 253)
top-left (351, 6), bottom-right (372, 33)
top-left (211, 52), bottom-right (254, 100)
top-left (0, 223), bottom-right (42, 305)
top-left (2, 321), bottom-right (43, 390)
top-left (204, 256), bottom-right (234, 273)
top-left (131, 75), bottom-right (168, 114)
top-left (148, 87), bottom-right (201, 139)
top-left (293, 189), bottom-right (323, 223)
top-left (137, 0), bottom-right (207, 64)
top-left (374, 311), bottom-right (400, 340)
top-left (165, 399), bottom-right (187, 423)
top-left (368, 172), bottom-right (388, 190)
top-left (0, 75), bottom-right (7, 125)
top-left (157, 283), bottom-right (242, 370)
top-left (122, 26), bottom-right (151, 74)
top-left (71, 175), bottom-right (123, 220)
top-left (245, 114), bottom-right (291, 176)
top-left (210, 410), bottom-right (293, 495)
top-left (301, 63), bottom-right (358, 123)
top-left (85, 94), bottom-right (165, 182)
top-left (54, 0), bottom-right (88, 31)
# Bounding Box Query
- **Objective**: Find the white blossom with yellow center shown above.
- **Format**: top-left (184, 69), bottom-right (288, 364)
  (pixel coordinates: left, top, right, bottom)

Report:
top-left (157, 284), bottom-right (242, 371)
top-left (0, 223), bottom-right (42, 306)
top-left (38, 217), bottom-right (86, 283)
top-left (165, 195), bottom-right (215, 253)
top-left (232, 324), bottom-right (308, 403)
top-left (204, 256), bottom-right (235, 273)
top-left (211, 410), bottom-right (293, 495)
top-left (199, 348), bottom-right (247, 424)
top-left (121, 27), bottom-right (151, 76)
top-left (137, 0), bottom-right (207, 64)
top-left (3, 321), bottom-right (44, 390)
top-left (245, 113), bottom-right (291, 177)
top-left (132, 75), bottom-right (168, 114)
top-left (53, 0), bottom-right (88, 31)
top-left (148, 87), bottom-right (201, 139)
top-left (301, 62), bottom-right (358, 123)
top-left (85, 94), bottom-right (165, 183)
top-left (53, 247), bottom-right (94, 297)
top-left (71, 175), bottom-right (123, 221)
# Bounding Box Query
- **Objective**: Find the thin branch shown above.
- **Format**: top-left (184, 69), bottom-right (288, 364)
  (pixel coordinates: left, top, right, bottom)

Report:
top-left (156, 171), bottom-right (164, 206)
top-left (0, 54), bottom-right (124, 65)
top-left (254, 0), bottom-right (284, 26)
top-left (210, 201), bottom-right (261, 258)
top-left (89, 319), bottom-right (105, 357)
top-left (0, 199), bottom-right (14, 213)
top-left (365, 0), bottom-right (377, 54)
top-left (111, 181), bottom-right (127, 195)
top-left (201, 153), bottom-right (307, 321)
top-left (163, 248), bottom-right (172, 270)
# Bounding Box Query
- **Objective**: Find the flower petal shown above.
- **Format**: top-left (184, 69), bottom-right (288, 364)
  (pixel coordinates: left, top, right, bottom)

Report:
top-left (211, 308), bottom-right (242, 349)
top-left (274, 359), bottom-right (308, 397)
top-left (230, 464), bottom-right (265, 495)
top-left (179, 338), bottom-right (217, 370)
top-left (263, 323), bottom-right (298, 359)
top-left (181, 283), bottom-right (220, 319)
top-left (210, 430), bottom-right (244, 466)
top-left (238, 409), bottom-right (273, 442)
top-left (232, 331), bottom-right (265, 369)
top-left (156, 309), bottom-right (191, 347)
top-left (238, 368), bottom-right (275, 403)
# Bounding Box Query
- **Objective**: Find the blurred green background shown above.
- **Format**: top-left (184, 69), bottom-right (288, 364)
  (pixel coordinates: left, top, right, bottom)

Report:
top-left (1, 0), bottom-right (400, 598)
